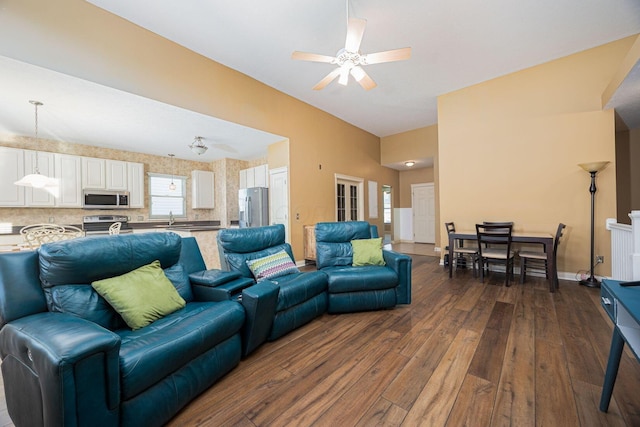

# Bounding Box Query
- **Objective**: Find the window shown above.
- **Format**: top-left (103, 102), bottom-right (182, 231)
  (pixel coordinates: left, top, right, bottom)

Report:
top-left (383, 188), bottom-right (391, 224)
top-left (149, 173), bottom-right (186, 218)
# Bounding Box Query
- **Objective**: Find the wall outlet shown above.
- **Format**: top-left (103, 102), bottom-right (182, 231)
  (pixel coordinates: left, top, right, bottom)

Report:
top-left (137, 215), bottom-right (144, 221)
top-left (48, 217), bottom-right (55, 223)
top-left (596, 255), bottom-right (604, 264)
top-left (195, 214), bottom-right (199, 220)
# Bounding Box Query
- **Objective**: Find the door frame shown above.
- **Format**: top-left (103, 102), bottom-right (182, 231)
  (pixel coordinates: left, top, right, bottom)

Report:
top-left (269, 166), bottom-right (289, 242)
top-left (335, 173), bottom-right (364, 221)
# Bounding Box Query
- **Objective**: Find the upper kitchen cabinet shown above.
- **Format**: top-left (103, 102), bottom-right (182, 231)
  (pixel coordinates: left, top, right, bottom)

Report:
top-left (82, 157), bottom-right (106, 189)
top-left (127, 162), bottom-right (144, 208)
top-left (192, 170), bottom-right (214, 209)
top-left (239, 164), bottom-right (268, 190)
top-left (0, 146), bottom-right (25, 206)
top-left (55, 153), bottom-right (82, 208)
top-left (106, 160), bottom-right (128, 191)
top-left (0, 148), bottom-right (55, 207)
top-left (25, 150), bottom-right (55, 206)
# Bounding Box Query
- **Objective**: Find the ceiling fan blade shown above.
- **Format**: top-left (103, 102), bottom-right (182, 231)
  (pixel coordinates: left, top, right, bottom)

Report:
top-left (351, 67), bottom-right (377, 91)
top-left (313, 68), bottom-right (341, 90)
top-left (212, 143), bottom-right (237, 153)
top-left (363, 47), bottom-right (411, 65)
top-left (345, 18), bottom-right (367, 52)
top-left (291, 51), bottom-right (335, 63)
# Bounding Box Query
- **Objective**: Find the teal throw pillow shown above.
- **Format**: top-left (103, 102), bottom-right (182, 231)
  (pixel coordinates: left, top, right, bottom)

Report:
top-left (246, 250), bottom-right (299, 282)
top-left (351, 237), bottom-right (386, 266)
top-left (92, 260), bottom-right (186, 330)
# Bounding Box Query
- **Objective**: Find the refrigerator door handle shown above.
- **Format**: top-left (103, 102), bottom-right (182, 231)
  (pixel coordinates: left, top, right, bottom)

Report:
top-left (247, 196), bottom-right (252, 227)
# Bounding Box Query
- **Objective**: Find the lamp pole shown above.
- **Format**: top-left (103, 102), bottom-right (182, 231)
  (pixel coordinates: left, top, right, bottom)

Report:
top-left (578, 161), bottom-right (609, 288)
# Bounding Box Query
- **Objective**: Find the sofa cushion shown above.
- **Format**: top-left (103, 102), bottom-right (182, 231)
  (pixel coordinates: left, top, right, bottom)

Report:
top-left (323, 266), bottom-right (398, 293)
top-left (274, 271), bottom-right (327, 311)
top-left (246, 250), bottom-right (299, 282)
top-left (164, 262), bottom-right (194, 302)
top-left (92, 260), bottom-right (186, 330)
top-left (116, 301), bottom-right (244, 400)
top-left (351, 238), bottom-right (385, 266)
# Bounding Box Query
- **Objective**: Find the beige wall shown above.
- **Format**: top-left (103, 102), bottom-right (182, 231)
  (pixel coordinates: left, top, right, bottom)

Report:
top-left (381, 125), bottom-right (440, 246)
top-left (438, 36), bottom-right (638, 277)
top-left (1, 0), bottom-right (399, 259)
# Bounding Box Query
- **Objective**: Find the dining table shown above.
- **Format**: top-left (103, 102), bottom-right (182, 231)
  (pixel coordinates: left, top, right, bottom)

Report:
top-left (447, 229), bottom-right (556, 292)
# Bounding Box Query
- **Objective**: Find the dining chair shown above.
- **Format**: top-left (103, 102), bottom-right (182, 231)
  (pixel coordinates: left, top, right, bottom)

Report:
top-left (445, 222), bottom-right (478, 277)
top-left (20, 224), bottom-right (85, 249)
top-left (476, 223), bottom-right (516, 286)
top-left (109, 222), bottom-right (122, 235)
top-left (519, 223), bottom-right (566, 289)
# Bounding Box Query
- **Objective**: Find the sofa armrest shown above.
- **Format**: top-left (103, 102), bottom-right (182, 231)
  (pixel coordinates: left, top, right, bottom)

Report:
top-left (190, 270), bottom-right (255, 302)
top-left (0, 312), bottom-right (121, 426)
top-left (240, 281), bottom-right (279, 357)
top-left (383, 250), bottom-right (412, 304)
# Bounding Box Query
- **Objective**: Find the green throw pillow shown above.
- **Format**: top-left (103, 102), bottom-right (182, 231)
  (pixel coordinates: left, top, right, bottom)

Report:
top-left (92, 260), bottom-right (186, 330)
top-left (351, 237), bottom-right (386, 266)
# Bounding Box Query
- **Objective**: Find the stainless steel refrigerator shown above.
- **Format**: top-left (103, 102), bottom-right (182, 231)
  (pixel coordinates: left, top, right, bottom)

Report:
top-left (239, 187), bottom-right (269, 228)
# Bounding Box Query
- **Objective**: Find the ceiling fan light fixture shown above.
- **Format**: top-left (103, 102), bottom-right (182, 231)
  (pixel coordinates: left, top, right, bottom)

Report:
top-left (189, 136), bottom-right (208, 155)
top-left (338, 68), bottom-right (350, 86)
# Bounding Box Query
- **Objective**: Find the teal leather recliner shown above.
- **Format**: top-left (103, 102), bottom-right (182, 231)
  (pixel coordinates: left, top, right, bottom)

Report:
top-left (0, 233), bottom-right (246, 427)
top-left (315, 221), bottom-right (412, 313)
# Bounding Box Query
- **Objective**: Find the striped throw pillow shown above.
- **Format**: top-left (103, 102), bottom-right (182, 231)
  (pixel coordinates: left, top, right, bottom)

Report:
top-left (246, 250), bottom-right (299, 282)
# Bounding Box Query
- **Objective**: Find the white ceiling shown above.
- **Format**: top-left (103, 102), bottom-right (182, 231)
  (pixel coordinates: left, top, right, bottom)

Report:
top-left (2, 0), bottom-right (640, 166)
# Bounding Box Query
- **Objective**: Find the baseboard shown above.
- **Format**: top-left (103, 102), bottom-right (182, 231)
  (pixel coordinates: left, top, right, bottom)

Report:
top-left (439, 259), bottom-right (588, 283)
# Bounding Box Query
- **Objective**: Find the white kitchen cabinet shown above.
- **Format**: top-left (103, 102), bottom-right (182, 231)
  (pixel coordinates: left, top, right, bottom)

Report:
top-left (192, 170), bottom-right (214, 209)
top-left (54, 154), bottom-right (82, 208)
top-left (254, 164), bottom-right (268, 187)
top-left (82, 157), bottom-right (106, 189)
top-left (239, 169), bottom-right (247, 190)
top-left (0, 147), bottom-right (25, 206)
top-left (106, 160), bottom-right (128, 191)
top-left (245, 167), bottom-right (255, 188)
top-left (25, 150), bottom-right (56, 206)
top-left (239, 165), bottom-right (268, 190)
top-left (127, 162), bottom-right (144, 208)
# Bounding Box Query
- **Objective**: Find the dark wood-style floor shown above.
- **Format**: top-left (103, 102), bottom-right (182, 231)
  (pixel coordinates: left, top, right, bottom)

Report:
top-left (2, 255), bottom-right (640, 426)
top-left (165, 256), bottom-right (640, 426)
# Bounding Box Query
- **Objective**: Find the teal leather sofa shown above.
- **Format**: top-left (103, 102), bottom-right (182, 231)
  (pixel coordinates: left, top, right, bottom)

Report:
top-left (315, 221), bottom-right (412, 313)
top-left (0, 233), bottom-right (247, 427)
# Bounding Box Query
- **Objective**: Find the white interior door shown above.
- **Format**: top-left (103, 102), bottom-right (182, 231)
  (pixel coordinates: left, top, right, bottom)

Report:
top-left (412, 183), bottom-right (435, 243)
top-left (269, 167), bottom-right (289, 242)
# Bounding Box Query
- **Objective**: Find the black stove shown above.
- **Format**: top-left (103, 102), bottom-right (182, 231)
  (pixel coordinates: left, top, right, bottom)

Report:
top-left (82, 215), bottom-right (132, 235)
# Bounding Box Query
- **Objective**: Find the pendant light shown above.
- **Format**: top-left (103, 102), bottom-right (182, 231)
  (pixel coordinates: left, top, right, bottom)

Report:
top-left (168, 154), bottom-right (176, 191)
top-left (15, 100), bottom-right (55, 188)
top-left (189, 136), bottom-right (208, 155)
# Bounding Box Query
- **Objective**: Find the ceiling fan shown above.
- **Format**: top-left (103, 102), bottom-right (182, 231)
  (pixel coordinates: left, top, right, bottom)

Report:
top-left (292, 6), bottom-right (411, 91)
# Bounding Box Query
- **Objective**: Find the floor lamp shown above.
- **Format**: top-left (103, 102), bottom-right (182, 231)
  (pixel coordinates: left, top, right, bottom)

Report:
top-left (578, 161), bottom-right (610, 288)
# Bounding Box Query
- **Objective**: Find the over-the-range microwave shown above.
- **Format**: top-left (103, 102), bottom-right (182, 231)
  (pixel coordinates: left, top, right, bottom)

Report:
top-left (83, 190), bottom-right (130, 209)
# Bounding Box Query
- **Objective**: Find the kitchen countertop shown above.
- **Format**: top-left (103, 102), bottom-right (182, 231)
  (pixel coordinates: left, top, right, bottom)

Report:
top-left (1, 220), bottom-right (225, 235)
top-left (129, 220), bottom-right (223, 232)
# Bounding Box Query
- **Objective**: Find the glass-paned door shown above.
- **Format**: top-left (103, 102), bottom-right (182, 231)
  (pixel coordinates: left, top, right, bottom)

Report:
top-left (337, 180), bottom-right (359, 221)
